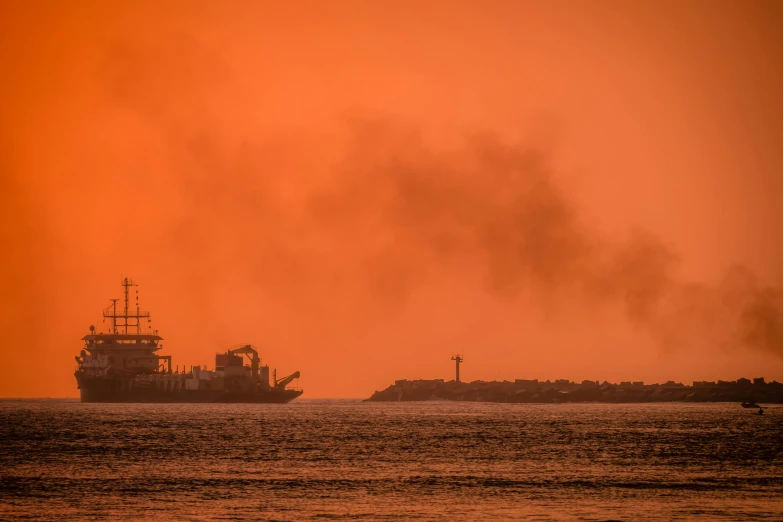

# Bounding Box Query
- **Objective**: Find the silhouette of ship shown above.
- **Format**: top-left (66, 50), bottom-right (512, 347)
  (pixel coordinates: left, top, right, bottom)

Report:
top-left (74, 278), bottom-right (302, 403)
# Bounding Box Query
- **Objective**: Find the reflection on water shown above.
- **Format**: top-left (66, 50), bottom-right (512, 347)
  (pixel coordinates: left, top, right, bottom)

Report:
top-left (1, 400), bottom-right (781, 520)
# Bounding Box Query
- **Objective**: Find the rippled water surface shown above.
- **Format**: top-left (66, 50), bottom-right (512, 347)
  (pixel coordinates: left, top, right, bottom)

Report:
top-left (1, 400), bottom-right (781, 520)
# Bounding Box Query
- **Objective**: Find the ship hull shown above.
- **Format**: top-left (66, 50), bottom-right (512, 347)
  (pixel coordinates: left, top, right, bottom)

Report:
top-left (76, 374), bottom-right (302, 404)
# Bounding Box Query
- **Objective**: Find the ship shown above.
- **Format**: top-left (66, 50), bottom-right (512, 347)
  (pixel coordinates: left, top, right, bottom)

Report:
top-left (74, 278), bottom-right (303, 403)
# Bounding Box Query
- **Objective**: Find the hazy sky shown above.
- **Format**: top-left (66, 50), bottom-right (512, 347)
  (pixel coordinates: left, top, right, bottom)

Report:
top-left (1, 0), bottom-right (782, 397)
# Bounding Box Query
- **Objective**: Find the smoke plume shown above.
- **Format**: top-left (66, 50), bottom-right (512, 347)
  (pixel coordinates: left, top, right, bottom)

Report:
top-left (90, 34), bottom-right (783, 358)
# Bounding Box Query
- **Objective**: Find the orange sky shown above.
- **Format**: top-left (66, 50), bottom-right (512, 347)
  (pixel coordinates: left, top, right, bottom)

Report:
top-left (1, 1), bottom-right (782, 398)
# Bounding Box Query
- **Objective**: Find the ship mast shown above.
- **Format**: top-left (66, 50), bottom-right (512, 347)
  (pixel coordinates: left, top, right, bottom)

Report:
top-left (103, 278), bottom-right (150, 335)
top-left (109, 299), bottom-right (118, 333)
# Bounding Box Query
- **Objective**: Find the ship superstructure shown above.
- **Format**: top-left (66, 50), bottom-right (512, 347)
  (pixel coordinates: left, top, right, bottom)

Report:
top-left (74, 278), bottom-right (302, 403)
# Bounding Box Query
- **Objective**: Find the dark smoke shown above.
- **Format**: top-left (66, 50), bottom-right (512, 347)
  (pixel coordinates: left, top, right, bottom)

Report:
top-left (99, 37), bottom-right (783, 359)
top-left (304, 118), bottom-right (782, 357)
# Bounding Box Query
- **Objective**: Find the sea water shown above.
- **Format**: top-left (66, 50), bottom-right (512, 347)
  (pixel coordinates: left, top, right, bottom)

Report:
top-left (1, 399), bottom-right (781, 520)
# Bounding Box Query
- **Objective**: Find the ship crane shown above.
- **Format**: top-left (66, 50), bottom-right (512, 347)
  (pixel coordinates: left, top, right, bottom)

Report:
top-left (275, 371), bottom-right (300, 390)
top-left (227, 344), bottom-right (261, 380)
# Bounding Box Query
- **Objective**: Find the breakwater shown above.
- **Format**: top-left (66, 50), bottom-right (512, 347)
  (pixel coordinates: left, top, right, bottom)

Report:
top-left (366, 377), bottom-right (783, 403)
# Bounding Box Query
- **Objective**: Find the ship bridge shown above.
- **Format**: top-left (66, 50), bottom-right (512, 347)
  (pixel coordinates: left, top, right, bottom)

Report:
top-left (76, 278), bottom-right (171, 375)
